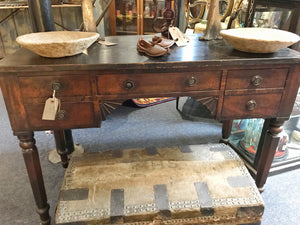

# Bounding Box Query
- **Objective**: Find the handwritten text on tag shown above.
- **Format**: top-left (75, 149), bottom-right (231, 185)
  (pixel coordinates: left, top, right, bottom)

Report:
top-left (42, 97), bottom-right (60, 120)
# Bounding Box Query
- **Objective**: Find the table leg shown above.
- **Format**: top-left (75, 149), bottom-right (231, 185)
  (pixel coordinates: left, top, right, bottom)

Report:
top-left (220, 120), bottom-right (233, 144)
top-left (16, 131), bottom-right (50, 225)
top-left (255, 118), bottom-right (285, 192)
top-left (64, 129), bottom-right (75, 154)
top-left (53, 129), bottom-right (69, 168)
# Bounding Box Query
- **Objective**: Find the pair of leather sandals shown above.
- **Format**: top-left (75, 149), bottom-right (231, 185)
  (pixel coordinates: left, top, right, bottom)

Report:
top-left (137, 36), bottom-right (175, 57)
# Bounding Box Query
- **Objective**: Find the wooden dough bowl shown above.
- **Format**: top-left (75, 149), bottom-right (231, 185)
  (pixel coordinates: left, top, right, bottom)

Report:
top-left (16, 31), bottom-right (99, 58)
top-left (220, 28), bottom-right (300, 53)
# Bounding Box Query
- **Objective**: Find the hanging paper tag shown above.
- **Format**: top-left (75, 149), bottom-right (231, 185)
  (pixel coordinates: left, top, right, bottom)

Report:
top-left (42, 97), bottom-right (60, 120)
top-left (168, 26), bottom-right (190, 47)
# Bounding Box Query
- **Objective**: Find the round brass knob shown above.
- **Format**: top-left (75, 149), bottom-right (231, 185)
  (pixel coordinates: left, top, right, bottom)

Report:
top-left (251, 75), bottom-right (263, 87)
top-left (51, 82), bottom-right (62, 92)
top-left (185, 76), bottom-right (197, 87)
top-left (123, 80), bottom-right (135, 90)
top-left (56, 110), bottom-right (67, 120)
top-left (246, 100), bottom-right (257, 111)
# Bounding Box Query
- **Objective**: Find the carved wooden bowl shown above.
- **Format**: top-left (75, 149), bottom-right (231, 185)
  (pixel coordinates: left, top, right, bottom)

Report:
top-left (220, 28), bottom-right (300, 53)
top-left (16, 31), bottom-right (99, 58)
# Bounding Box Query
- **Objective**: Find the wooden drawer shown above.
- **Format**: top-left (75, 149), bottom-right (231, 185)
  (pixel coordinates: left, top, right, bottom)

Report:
top-left (226, 68), bottom-right (288, 90)
top-left (25, 102), bottom-right (96, 129)
top-left (222, 93), bottom-right (282, 118)
top-left (97, 71), bottom-right (221, 95)
top-left (19, 75), bottom-right (92, 98)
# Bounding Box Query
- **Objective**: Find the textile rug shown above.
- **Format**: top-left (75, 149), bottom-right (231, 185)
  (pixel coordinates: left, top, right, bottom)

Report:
top-left (132, 97), bottom-right (176, 107)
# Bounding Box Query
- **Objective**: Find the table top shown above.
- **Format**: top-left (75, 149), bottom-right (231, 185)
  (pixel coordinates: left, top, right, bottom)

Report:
top-left (0, 34), bottom-right (299, 73)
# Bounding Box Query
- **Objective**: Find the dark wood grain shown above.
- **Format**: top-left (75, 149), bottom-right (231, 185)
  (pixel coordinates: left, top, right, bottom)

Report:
top-left (16, 131), bottom-right (50, 225)
top-left (0, 34), bottom-right (299, 224)
top-left (225, 68), bottom-right (288, 90)
top-left (25, 102), bottom-right (96, 130)
top-left (0, 35), bottom-right (299, 73)
top-left (255, 118), bottom-right (286, 191)
top-left (96, 71), bottom-right (221, 95)
top-left (222, 93), bottom-right (282, 119)
top-left (18, 75), bottom-right (92, 98)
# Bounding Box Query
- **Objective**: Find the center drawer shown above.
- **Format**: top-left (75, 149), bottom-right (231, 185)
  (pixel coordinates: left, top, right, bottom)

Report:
top-left (96, 71), bottom-right (222, 95)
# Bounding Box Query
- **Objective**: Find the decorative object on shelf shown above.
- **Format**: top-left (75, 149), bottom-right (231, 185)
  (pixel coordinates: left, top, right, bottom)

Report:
top-left (220, 27), bottom-right (300, 53)
top-left (161, 0), bottom-right (177, 37)
top-left (240, 119), bottom-right (264, 152)
top-left (234, 119), bottom-right (289, 161)
top-left (16, 31), bottom-right (99, 58)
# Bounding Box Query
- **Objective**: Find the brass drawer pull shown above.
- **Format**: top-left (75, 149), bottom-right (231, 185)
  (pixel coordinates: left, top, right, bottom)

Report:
top-left (185, 76), bottom-right (197, 87)
top-left (52, 82), bottom-right (62, 92)
top-left (251, 75), bottom-right (263, 87)
top-left (246, 100), bottom-right (257, 111)
top-left (123, 80), bottom-right (135, 90)
top-left (56, 110), bottom-right (67, 120)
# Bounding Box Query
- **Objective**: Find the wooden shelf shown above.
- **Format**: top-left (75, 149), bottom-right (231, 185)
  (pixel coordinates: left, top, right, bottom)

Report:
top-left (0, 3), bottom-right (81, 9)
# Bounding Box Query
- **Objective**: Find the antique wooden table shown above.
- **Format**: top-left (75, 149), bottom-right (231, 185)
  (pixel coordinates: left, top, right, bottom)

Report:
top-left (0, 35), bottom-right (299, 225)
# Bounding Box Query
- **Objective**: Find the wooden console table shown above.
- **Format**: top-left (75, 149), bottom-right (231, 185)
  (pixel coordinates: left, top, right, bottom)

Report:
top-left (0, 35), bottom-right (299, 225)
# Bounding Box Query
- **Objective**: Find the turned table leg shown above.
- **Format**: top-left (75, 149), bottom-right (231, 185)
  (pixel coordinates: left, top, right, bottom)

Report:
top-left (220, 120), bottom-right (233, 144)
top-left (255, 118), bottom-right (286, 192)
top-left (64, 129), bottom-right (75, 154)
top-left (16, 131), bottom-right (50, 225)
top-left (53, 129), bottom-right (69, 168)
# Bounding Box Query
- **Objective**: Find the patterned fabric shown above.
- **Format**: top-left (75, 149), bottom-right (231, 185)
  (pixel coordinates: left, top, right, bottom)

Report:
top-left (132, 97), bottom-right (176, 107)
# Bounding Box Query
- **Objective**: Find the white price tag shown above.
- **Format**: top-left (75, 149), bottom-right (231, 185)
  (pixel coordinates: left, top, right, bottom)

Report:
top-left (168, 26), bottom-right (190, 47)
top-left (98, 40), bottom-right (118, 46)
top-left (42, 92), bottom-right (60, 120)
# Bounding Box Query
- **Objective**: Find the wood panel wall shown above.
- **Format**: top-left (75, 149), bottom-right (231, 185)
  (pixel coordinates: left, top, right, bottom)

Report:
top-left (0, 6), bottom-right (82, 59)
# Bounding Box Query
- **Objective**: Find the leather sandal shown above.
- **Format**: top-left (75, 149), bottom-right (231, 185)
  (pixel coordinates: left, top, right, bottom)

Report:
top-left (137, 37), bottom-right (169, 57)
top-left (152, 36), bottom-right (175, 48)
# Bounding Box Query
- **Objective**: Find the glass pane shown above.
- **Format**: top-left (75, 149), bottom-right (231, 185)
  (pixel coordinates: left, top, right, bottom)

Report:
top-left (143, 0), bottom-right (165, 34)
top-left (229, 119), bottom-right (264, 164)
top-left (252, 8), bottom-right (292, 29)
top-left (115, 0), bottom-right (138, 35)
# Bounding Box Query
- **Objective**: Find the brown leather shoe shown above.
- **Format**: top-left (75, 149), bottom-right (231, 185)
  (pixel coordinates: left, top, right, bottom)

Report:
top-left (137, 37), bottom-right (169, 57)
top-left (152, 36), bottom-right (175, 48)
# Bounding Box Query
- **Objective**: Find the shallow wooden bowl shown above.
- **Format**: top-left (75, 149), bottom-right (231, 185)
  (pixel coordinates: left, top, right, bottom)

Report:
top-left (16, 31), bottom-right (99, 58)
top-left (220, 28), bottom-right (300, 53)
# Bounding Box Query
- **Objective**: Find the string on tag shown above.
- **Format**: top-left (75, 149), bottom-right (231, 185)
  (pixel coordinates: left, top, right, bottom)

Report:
top-left (58, 98), bottom-right (61, 112)
top-left (52, 90), bottom-right (61, 112)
